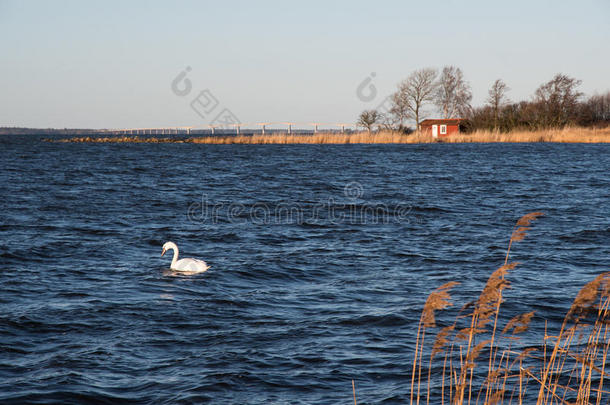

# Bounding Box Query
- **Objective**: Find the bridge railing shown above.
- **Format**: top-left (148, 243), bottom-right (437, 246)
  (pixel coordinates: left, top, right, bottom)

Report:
top-left (104, 122), bottom-right (359, 136)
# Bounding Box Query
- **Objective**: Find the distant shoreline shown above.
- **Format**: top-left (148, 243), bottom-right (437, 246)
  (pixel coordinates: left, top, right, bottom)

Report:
top-left (45, 127), bottom-right (610, 144)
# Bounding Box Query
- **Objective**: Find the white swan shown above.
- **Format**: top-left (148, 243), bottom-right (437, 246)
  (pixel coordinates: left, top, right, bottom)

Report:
top-left (161, 241), bottom-right (210, 273)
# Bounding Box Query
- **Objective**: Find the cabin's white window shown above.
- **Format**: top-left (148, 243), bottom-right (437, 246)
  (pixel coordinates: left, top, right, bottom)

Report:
top-left (440, 125), bottom-right (447, 134)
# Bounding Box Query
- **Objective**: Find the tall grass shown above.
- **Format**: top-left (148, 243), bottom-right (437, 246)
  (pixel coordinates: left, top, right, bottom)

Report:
top-left (54, 126), bottom-right (610, 144)
top-left (189, 131), bottom-right (411, 144)
top-left (408, 212), bottom-right (610, 405)
top-left (190, 127), bottom-right (610, 144)
top-left (438, 127), bottom-right (610, 144)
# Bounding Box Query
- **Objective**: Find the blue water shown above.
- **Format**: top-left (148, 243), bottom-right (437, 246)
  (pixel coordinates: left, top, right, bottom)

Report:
top-left (1, 135), bottom-right (609, 404)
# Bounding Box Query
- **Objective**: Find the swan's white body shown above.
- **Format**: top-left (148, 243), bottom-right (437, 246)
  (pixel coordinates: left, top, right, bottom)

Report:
top-left (161, 241), bottom-right (209, 273)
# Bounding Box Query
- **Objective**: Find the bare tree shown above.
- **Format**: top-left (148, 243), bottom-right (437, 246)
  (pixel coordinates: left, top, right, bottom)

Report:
top-left (435, 66), bottom-right (472, 118)
top-left (487, 79), bottom-right (510, 130)
top-left (376, 112), bottom-right (399, 132)
top-left (357, 109), bottom-right (381, 133)
top-left (586, 92), bottom-right (610, 123)
top-left (576, 91), bottom-right (610, 126)
top-left (533, 73), bottom-right (583, 127)
top-left (390, 68), bottom-right (438, 130)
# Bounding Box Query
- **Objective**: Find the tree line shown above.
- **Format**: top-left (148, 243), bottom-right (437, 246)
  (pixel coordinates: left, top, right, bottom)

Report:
top-left (357, 67), bottom-right (610, 133)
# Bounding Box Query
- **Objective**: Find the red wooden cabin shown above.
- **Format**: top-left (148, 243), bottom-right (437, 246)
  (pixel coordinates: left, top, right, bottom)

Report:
top-left (419, 119), bottom-right (463, 138)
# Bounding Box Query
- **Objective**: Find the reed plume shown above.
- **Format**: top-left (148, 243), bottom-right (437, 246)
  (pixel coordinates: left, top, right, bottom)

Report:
top-left (411, 281), bottom-right (459, 405)
top-left (502, 311), bottom-right (535, 335)
top-left (422, 282), bottom-right (461, 328)
top-left (567, 272), bottom-right (610, 321)
top-left (505, 212), bottom-right (544, 264)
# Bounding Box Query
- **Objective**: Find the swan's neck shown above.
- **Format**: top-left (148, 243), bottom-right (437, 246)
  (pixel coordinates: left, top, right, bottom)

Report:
top-left (171, 246), bottom-right (179, 267)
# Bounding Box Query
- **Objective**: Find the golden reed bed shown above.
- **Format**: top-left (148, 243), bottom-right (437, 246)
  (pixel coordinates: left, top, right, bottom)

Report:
top-left (191, 127), bottom-right (610, 144)
top-left (56, 126), bottom-right (610, 144)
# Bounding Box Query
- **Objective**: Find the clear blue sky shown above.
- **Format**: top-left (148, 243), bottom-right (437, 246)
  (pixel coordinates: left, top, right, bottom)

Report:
top-left (1, 0), bottom-right (608, 129)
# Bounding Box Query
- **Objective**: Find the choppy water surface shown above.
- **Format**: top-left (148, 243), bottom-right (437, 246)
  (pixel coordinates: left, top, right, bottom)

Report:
top-left (1, 135), bottom-right (609, 404)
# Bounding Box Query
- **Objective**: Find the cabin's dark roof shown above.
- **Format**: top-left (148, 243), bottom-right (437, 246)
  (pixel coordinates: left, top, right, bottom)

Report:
top-left (419, 119), bottom-right (463, 126)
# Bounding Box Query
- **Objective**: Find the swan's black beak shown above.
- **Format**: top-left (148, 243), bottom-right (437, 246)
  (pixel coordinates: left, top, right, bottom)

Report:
top-left (161, 248), bottom-right (166, 257)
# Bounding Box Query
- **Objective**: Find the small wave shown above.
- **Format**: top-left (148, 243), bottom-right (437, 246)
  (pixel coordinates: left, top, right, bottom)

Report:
top-left (0, 390), bottom-right (140, 405)
top-left (206, 232), bottom-right (241, 243)
top-left (559, 227), bottom-right (610, 243)
top-left (334, 313), bottom-right (407, 327)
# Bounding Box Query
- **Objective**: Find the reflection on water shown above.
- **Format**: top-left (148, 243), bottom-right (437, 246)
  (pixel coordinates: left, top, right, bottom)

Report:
top-left (162, 269), bottom-right (209, 277)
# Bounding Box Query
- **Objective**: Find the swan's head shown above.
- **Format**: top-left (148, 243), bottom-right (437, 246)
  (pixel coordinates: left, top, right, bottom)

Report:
top-left (161, 241), bottom-right (178, 257)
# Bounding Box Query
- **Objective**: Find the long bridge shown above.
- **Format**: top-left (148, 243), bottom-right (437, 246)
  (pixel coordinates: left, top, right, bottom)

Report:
top-left (104, 122), bottom-right (357, 136)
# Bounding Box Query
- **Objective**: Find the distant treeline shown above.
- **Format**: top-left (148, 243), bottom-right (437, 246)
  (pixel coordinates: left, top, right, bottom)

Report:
top-left (358, 69), bottom-right (610, 133)
top-left (0, 127), bottom-right (102, 135)
top-left (464, 88), bottom-right (610, 132)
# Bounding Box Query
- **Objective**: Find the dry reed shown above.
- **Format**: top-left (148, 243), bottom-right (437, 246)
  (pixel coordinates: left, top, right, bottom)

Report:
top-left (405, 212), bottom-right (610, 405)
top-left (190, 126), bottom-right (610, 144)
top-left (51, 126), bottom-right (610, 144)
top-left (411, 281), bottom-right (460, 404)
